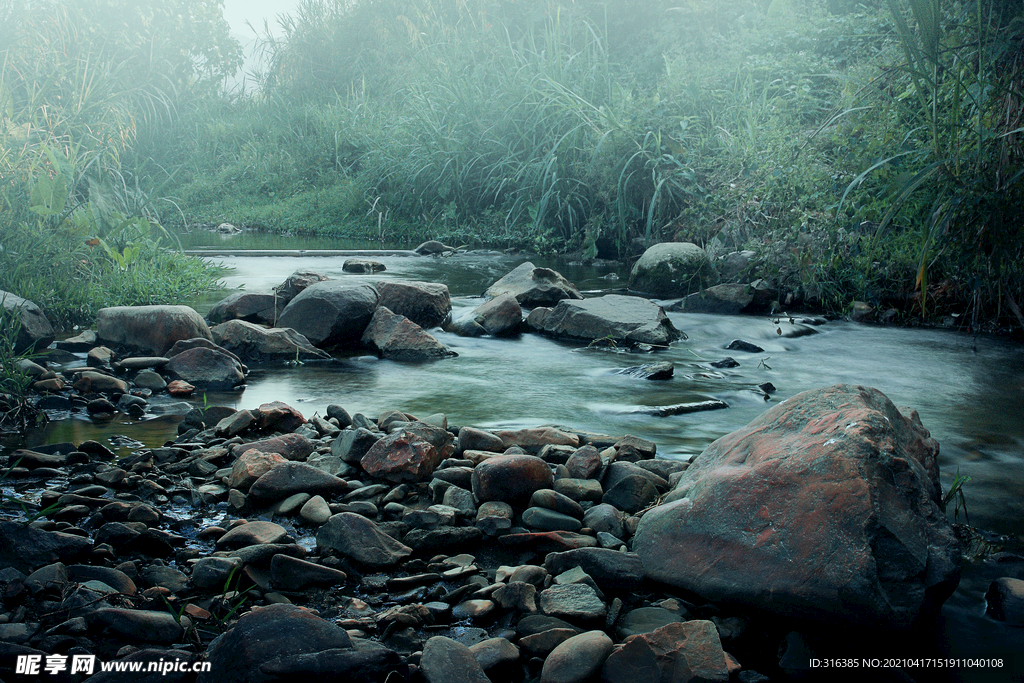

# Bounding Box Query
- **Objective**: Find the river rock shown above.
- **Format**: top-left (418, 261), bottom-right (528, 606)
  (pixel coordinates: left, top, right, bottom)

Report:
top-left (470, 637), bottom-right (520, 671)
top-left (628, 242), bottom-right (718, 297)
top-left (470, 293), bottom-right (522, 336)
top-left (67, 565), bottom-right (136, 595)
top-left (96, 305), bottom-right (210, 356)
top-left (234, 433), bottom-right (314, 461)
top-left (602, 473), bottom-right (658, 513)
top-left (361, 306), bottom-right (456, 361)
top-left (986, 577), bottom-right (1024, 624)
top-left (270, 553), bottom-right (347, 591)
top-left (1, 290), bottom-right (55, 353)
top-left (415, 240), bottom-right (455, 255)
top-left (476, 501), bottom-right (514, 536)
top-left (275, 270), bottom-right (330, 305)
top-left (216, 520), bottom-right (290, 549)
top-left (343, 258), bottom-right (385, 273)
top-left (495, 427), bottom-right (580, 453)
top-left (472, 454), bottom-right (553, 505)
top-left (582, 504), bottom-right (624, 538)
top-left (332, 427), bottom-right (382, 463)
top-left (300, 495), bottom-right (332, 525)
top-left (164, 346), bottom-right (245, 389)
top-left (0, 522), bottom-right (92, 573)
top-left (248, 462), bottom-right (350, 503)
top-left (255, 401), bottom-right (307, 432)
top-left (545, 548), bottom-right (644, 592)
top-left (670, 283), bottom-right (754, 314)
top-left (541, 630), bottom-right (613, 683)
top-left (211, 319), bottom-right (330, 363)
top-left (538, 583), bottom-right (607, 622)
top-left (421, 636), bottom-right (491, 683)
top-left (615, 606), bottom-right (685, 639)
top-left (89, 608), bottom-right (185, 644)
top-left (207, 291), bottom-right (284, 326)
top-left (634, 383), bottom-right (962, 630)
top-left (361, 430), bottom-right (442, 483)
top-left (601, 620), bottom-right (728, 683)
top-left (523, 507), bottom-right (582, 532)
top-left (191, 557), bottom-right (242, 589)
top-left (531, 489), bottom-right (585, 518)
top-left (376, 281), bottom-right (452, 329)
top-left (230, 450), bottom-right (288, 490)
top-left (527, 295), bottom-right (684, 346)
top-left (565, 445), bottom-right (603, 480)
top-left (486, 262), bottom-right (583, 307)
top-left (134, 369), bottom-right (167, 390)
top-left (316, 512), bottom-right (412, 567)
top-left (277, 281), bottom-right (378, 348)
top-left (257, 642), bottom-right (403, 681)
top-left (458, 426), bottom-right (505, 453)
top-left (72, 371), bottom-right (129, 395)
top-left (198, 603), bottom-right (352, 683)
top-left (553, 478), bottom-right (603, 502)
top-left (616, 361), bottom-right (674, 380)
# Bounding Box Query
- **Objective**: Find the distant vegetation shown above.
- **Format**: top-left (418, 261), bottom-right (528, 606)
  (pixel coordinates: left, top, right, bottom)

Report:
top-left (2, 0), bottom-right (1023, 329)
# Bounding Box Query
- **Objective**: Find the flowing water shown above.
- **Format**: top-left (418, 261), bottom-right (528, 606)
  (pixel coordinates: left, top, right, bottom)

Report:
top-left (12, 233), bottom-right (1024, 679)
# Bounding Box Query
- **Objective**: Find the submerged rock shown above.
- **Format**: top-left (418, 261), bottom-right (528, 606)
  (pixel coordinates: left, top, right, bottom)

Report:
top-left (527, 295), bottom-right (683, 347)
top-left (634, 384), bottom-right (961, 630)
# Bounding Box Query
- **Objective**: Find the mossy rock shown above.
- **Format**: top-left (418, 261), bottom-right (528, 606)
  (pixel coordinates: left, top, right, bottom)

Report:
top-left (628, 243), bottom-right (718, 298)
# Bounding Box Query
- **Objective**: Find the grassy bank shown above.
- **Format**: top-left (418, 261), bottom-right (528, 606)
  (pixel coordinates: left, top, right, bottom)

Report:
top-left (3, 0), bottom-right (1022, 331)
top-left (0, 0), bottom-right (231, 331)
top-left (150, 0), bottom-right (1023, 328)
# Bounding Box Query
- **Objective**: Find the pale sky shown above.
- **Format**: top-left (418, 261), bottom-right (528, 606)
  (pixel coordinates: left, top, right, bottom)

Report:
top-left (223, 0), bottom-right (301, 38)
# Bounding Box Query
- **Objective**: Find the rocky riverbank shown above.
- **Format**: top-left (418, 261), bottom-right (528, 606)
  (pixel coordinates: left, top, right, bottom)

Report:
top-left (5, 381), bottom-right (1021, 683)
top-left (2, 250), bottom-right (1023, 682)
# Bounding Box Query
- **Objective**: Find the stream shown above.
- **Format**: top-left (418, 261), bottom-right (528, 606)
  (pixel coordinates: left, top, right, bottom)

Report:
top-left (12, 233), bottom-right (1024, 680)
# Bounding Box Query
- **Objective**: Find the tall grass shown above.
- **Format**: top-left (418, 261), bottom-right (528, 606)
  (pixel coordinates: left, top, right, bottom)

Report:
top-left (153, 0), bottom-right (1022, 325)
top-left (0, 1), bottom-right (225, 329)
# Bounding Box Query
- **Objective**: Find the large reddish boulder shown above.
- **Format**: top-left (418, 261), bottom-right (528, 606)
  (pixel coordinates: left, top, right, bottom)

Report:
top-left (361, 430), bottom-right (443, 483)
top-left (633, 384), bottom-right (961, 630)
top-left (96, 305), bottom-right (210, 356)
top-left (375, 281), bottom-right (451, 329)
top-left (472, 454), bottom-right (553, 506)
top-left (233, 433), bottom-right (314, 461)
top-left (601, 620), bottom-right (728, 683)
top-left (230, 450), bottom-right (288, 491)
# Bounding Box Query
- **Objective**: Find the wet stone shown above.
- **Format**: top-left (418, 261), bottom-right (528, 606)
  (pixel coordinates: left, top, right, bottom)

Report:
top-left (421, 636), bottom-right (492, 683)
top-left (541, 630), bottom-right (613, 683)
top-left (523, 507), bottom-right (583, 533)
top-left (539, 583), bottom-right (607, 622)
top-left (215, 520), bottom-right (290, 549)
top-left (615, 606), bottom-right (685, 639)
